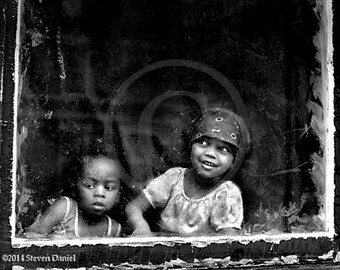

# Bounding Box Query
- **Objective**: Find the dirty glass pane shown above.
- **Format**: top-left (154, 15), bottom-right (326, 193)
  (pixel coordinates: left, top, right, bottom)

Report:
top-left (14, 0), bottom-right (333, 243)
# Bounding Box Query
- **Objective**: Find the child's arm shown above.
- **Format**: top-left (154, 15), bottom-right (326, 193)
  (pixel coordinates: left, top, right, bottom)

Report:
top-left (210, 182), bottom-right (244, 236)
top-left (217, 227), bottom-right (242, 236)
top-left (125, 194), bottom-right (153, 236)
top-left (126, 168), bottom-right (182, 236)
top-left (24, 198), bottom-right (68, 236)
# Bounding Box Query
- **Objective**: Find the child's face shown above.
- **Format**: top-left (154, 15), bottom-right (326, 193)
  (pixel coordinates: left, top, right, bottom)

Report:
top-left (190, 136), bottom-right (235, 183)
top-left (77, 156), bottom-right (121, 216)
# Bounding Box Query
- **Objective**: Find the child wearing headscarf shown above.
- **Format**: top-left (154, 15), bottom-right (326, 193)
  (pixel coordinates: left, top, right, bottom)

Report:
top-left (126, 108), bottom-right (250, 236)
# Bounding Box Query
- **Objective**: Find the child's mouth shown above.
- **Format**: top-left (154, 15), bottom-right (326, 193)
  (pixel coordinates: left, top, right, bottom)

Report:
top-left (92, 202), bottom-right (105, 210)
top-left (201, 161), bottom-right (217, 168)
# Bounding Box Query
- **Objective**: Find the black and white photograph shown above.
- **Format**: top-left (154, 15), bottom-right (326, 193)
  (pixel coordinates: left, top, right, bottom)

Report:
top-left (0, 0), bottom-right (338, 268)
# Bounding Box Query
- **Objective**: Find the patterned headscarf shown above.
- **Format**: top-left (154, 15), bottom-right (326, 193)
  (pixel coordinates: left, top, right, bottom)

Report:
top-left (190, 108), bottom-right (243, 150)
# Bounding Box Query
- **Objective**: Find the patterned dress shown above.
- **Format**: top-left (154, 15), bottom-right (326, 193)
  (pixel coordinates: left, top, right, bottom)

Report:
top-left (143, 167), bottom-right (243, 235)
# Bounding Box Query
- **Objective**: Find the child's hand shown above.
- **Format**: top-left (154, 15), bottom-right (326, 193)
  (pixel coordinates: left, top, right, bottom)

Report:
top-left (126, 194), bottom-right (154, 237)
top-left (131, 223), bottom-right (153, 236)
top-left (22, 231), bottom-right (50, 239)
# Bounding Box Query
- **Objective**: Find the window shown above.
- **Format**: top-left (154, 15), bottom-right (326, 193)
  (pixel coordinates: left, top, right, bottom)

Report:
top-left (1, 0), bottom-right (337, 268)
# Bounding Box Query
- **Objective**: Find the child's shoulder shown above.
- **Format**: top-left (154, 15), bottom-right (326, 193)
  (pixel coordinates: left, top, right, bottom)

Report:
top-left (222, 180), bottom-right (241, 189)
top-left (214, 181), bottom-right (242, 197)
top-left (49, 196), bottom-right (76, 216)
top-left (51, 196), bottom-right (70, 208)
top-left (106, 216), bottom-right (122, 237)
top-left (147, 167), bottom-right (186, 188)
top-left (54, 196), bottom-right (76, 206)
top-left (156, 167), bottom-right (187, 183)
top-left (162, 167), bottom-right (186, 177)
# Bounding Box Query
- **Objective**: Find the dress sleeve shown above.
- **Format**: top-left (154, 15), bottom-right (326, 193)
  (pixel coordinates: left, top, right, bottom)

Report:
top-left (143, 167), bottom-right (183, 209)
top-left (210, 182), bottom-right (243, 231)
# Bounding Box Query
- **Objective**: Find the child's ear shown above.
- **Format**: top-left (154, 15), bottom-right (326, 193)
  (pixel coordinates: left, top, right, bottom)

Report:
top-left (70, 182), bottom-right (78, 199)
top-left (228, 153), bottom-right (237, 169)
top-left (114, 190), bottom-right (121, 206)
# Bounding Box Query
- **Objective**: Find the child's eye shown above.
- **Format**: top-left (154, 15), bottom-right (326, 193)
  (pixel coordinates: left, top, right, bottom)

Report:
top-left (106, 185), bottom-right (118, 191)
top-left (198, 139), bottom-right (208, 146)
top-left (219, 145), bottom-right (236, 156)
top-left (82, 179), bottom-right (96, 189)
top-left (220, 146), bottom-right (229, 152)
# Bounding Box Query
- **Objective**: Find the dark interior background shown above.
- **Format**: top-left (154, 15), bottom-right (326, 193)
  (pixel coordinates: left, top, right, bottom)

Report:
top-left (16, 0), bottom-right (324, 236)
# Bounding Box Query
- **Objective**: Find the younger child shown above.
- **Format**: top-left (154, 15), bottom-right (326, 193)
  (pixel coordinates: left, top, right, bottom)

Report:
top-left (25, 155), bottom-right (123, 238)
top-left (126, 107), bottom-right (250, 236)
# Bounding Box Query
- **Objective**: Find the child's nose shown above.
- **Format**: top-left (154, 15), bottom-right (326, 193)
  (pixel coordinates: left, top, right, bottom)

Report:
top-left (94, 186), bottom-right (105, 197)
top-left (204, 146), bottom-right (217, 158)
